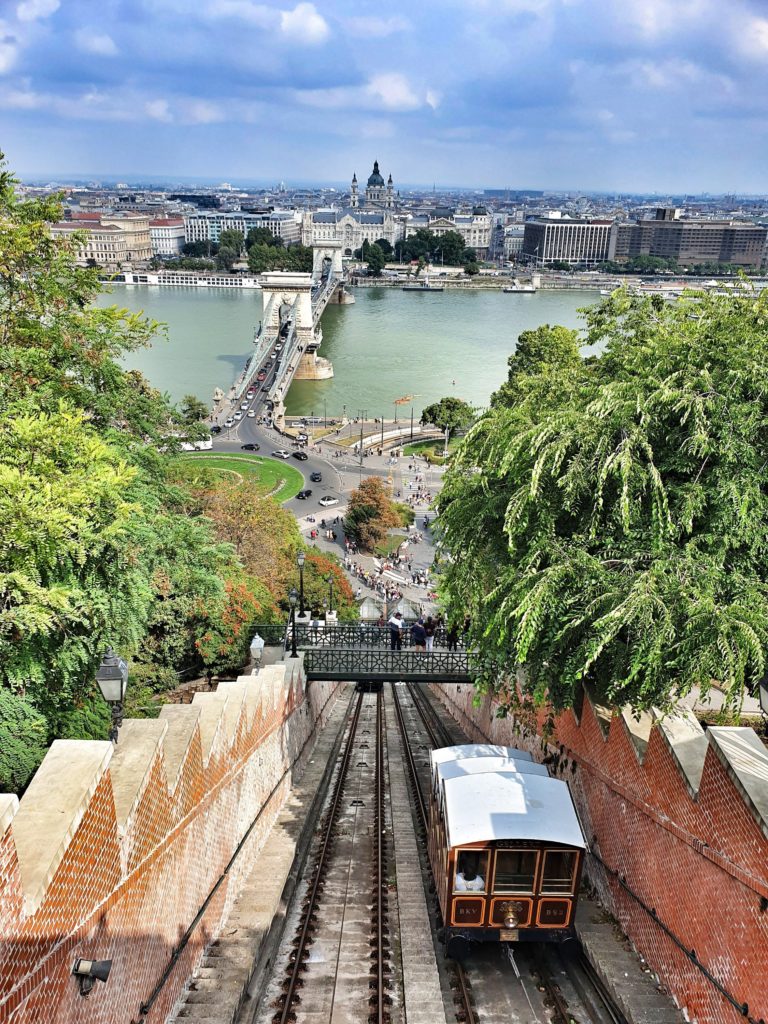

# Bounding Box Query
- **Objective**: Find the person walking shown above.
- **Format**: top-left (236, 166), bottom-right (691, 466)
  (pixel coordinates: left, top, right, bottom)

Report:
top-left (446, 621), bottom-right (459, 651)
top-left (411, 617), bottom-right (427, 653)
top-left (424, 615), bottom-right (436, 652)
top-left (388, 611), bottom-right (404, 650)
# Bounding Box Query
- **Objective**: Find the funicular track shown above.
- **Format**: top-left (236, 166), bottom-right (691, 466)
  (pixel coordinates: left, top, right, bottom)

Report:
top-left (268, 689), bottom-right (392, 1024)
top-left (392, 682), bottom-right (630, 1024)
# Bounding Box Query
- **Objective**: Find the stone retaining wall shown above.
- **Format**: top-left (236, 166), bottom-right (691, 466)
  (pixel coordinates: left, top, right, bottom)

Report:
top-left (430, 682), bottom-right (768, 1024)
top-left (0, 659), bottom-right (341, 1024)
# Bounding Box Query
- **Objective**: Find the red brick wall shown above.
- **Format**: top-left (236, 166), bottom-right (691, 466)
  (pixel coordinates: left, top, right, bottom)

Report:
top-left (431, 683), bottom-right (768, 1024)
top-left (0, 664), bottom-right (341, 1024)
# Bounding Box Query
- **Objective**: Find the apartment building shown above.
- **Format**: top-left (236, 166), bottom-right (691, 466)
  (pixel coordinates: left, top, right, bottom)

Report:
top-left (183, 210), bottom-right (302, 245)
top-left (522, 217), bottom-right (613, 264)
top-left (50, 213), bottom-right (151, 268)
top-left (150, 217), bottom-right (185, 256)
top-left (610, 209), bottom-right (766, 267)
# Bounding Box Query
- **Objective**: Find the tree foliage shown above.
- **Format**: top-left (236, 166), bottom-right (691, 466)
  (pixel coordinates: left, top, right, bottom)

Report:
top-left (344, 477), bottom-right (400, 553)
top-left (438, 286), bottom-right (768, 715)
top-left (218, 229), bottom-right (244, 253)
top-left (420, 396), bottom-right (474, 437)
top-left (247, 243), bottom-right (312, 274)
top-left (366, 243), bottom-right (386, 276)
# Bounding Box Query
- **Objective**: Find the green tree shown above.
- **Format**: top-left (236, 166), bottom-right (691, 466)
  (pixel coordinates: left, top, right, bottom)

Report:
top-left (180, 394), bottom-right (209, 424)
top-left (344, 477), bottom-right (400, 552)
top-left (366, 243), bottom-right (387, 276)
top-left (216, 245), bottom-right (238, 271)
top-left (438, 286), bottom-right (768, 715)
top-left (0, 690), bottom-right (48, 791)
top-left (218, 229), bottom-right (244, 253)
top-left (246, 227), bottom-right (282, 249)
top-left (374, 237), bottom-right (393, 256)
top-left (492, 324), bottom-right (581, 407)
top-left (420, 396), bottom-right (474, 438)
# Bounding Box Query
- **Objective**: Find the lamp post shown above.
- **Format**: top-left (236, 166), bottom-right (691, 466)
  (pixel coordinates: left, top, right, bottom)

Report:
top-left (289, 587), bottom-right (299, 657)
top-left (327, 574), bottom-right (334, 614)
top-left (297, 550), bottom-right (306, 616)
top-left (95, 648), bottom-right (128, 744)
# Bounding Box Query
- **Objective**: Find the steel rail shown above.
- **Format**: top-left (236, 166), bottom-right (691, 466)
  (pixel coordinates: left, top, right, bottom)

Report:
top-left (372, 690), bottom-right (387, 1024)
top-left (275, 691), bottom-right (365, 1024)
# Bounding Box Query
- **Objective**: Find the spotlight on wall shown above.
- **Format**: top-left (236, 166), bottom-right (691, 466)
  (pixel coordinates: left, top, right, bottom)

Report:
top-left (72, 958), bottom-right (112, 996)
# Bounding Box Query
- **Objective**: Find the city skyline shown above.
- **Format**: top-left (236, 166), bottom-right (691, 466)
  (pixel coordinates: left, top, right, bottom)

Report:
top-left (2, 0), bottom-right (768, 191)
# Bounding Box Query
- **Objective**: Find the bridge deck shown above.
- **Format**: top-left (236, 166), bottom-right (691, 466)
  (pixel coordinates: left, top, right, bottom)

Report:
top-left (300, 646), bottom-right (472, 683)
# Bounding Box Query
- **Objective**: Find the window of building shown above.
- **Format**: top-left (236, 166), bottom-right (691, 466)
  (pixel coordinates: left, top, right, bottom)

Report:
top-left (453, 850), bottom-right (489, 892)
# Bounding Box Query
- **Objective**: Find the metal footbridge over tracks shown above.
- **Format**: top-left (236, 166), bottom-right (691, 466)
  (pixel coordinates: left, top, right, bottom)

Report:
top-left (254, 623), bottom-right (474, 684)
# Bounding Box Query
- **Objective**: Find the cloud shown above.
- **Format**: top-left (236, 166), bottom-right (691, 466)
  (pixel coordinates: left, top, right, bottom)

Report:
top-left (623, 0), bottom-right (710, 38)
top-left (344, 16), bottom-right (410, 38)
top-left (74, 30), bottom-right (118, 57)
top-left (145, 98), bottom-right (172, 122)
top-left (366, 73), bottom-right (421, 111)
top-left (280, 2), bottom-right (329, 45)
top-left (16, 0), bottom-right (59, 21)
top-left (183, 99), bottom-right (225, 123)
top-left (0, 31), bottom-right (17, 74)
top-left (205, 0), bottom-right (273, 27)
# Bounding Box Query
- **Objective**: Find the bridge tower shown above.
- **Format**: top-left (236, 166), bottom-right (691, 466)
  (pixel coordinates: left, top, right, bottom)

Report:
top-left (311, 240), bottom-right (344, 281)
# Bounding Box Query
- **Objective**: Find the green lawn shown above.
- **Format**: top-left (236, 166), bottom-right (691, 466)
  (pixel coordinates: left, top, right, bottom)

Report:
top-left (403, 437), bottom-right (459, 463)
top-left (374, 534), bottom-right (408, 557)
top-left (179, 453), bottom-right (304, 502)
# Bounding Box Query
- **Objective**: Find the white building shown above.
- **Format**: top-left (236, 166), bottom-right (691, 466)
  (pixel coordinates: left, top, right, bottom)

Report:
top-left (404, 210), bottom-right (492, 257)
top-left (50, 213), bottom-right (152, 268)
top-left (184, 210), bottom-right (303, 246)
top-left (150, 217), bottom-right (185, 256)
top-left (303, 209), bottom-right (403, 256)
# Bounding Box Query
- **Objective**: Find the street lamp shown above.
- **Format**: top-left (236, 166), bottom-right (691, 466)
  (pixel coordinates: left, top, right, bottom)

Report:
top-left (249, 632), bottom-right (265, 669)
top-left (297, 550), bottom-right (306, 616)
top-left (327, 574), bottom-right (334, 613)
top-left (289, 587), bottom-right (299, 658)
top-left (95, 648), bottom-right (128, 744)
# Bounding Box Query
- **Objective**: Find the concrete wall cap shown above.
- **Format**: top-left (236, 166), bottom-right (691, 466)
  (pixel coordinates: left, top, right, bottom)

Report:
top-left (706, 726), bottom-right (768, 839)
top-left (157, 704), bottom-right (202, 789)
top-left (191, 690), bottom-right (230, 763)
top-left (12, 740), bottom-right (113, 915)
top-left (654, 707), bottom-right (708, 796)
top-left (0, 792), bottom-right (19, 835)
top-left (109, 719), bottom-right (168, 830)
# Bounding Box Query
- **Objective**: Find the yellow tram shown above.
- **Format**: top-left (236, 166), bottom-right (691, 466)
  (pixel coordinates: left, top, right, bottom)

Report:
top-left (428, 745), bottom-right (587, 961)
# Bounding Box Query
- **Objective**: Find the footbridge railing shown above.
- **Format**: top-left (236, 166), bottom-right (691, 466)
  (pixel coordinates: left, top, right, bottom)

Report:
top-left (252, 623), bottom-right (469, 650)
top-left (302, 647), bottom-right (473, 683)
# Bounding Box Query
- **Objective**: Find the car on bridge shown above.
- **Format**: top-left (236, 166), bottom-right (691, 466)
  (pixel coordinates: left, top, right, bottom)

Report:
top-left (257, 371), bottom-right (266, 381)
top-left (271, 449), bottom-right (291, 459)
top-left (247, 410), bottom-right (256, 418)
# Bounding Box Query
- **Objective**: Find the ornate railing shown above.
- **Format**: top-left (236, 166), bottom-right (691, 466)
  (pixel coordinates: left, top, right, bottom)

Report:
top-left (301, 647), bottom-right (473, 683)
top-left (251, 623), bottom-right (468, 650)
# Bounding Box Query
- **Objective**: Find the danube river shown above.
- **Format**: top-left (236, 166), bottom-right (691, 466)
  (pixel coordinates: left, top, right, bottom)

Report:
top-left (95, 285), bottom-right (601, 414)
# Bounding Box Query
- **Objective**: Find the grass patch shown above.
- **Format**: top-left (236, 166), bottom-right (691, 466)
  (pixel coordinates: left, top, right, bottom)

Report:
top-left (179, 453), bottom-right (304, 502)
top-left (403, 437), bottom-right (459, 464)
top-left (374, 534), bottom-right (407, 557)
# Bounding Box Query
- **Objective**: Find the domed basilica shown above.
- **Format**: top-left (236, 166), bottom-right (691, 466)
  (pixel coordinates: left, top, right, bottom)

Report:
top-left (350, 160), bottom-right (395, 209)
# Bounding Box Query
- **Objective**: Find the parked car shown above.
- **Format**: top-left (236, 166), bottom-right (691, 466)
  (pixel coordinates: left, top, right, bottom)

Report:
top-left (319, 495), bottom-right (339, 507)
top-left (210, 424), bottom-right (222, 434)
top-left (271, 449), bottom-right (291, 459)
top-left (241, 443), bottom-right (260, 451)
top-left (224, 418), bottom-right (235, 427)
top-left (234, 411), bottom-right (243, 420)
top-left (310, 471), bottom-right (322, 482)
top-left (296, 489), bottom-right (313, 499)
top-left (292, 451), bottom-right (309, 461)
top-left (247, 410), bottom-right (256, 418)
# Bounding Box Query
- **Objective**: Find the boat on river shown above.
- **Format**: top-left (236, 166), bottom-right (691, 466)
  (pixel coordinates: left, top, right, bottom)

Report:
top-left (503, 278), bottom-right (536, 293)
top-left (403, 273), bottom-right (444, 292)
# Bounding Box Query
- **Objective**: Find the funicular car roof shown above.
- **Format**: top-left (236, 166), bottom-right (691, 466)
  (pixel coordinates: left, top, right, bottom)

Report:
top-left (436, 756), bottom-right (549, 786)
top-left (442, 771), bottom-right (586, 850)
top-left (430, 744), bottom-right (533, 783)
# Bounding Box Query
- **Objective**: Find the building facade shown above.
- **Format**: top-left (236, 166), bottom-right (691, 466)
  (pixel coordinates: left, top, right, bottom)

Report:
top-left (150, 217), bottom-right (185, 256)
top-left (184, 210), bottom-right (302, 246)
top-left (404, 210), bottom-right (493, 258)
top-left (100, 214), bottom-right (152, 263)
top-left (610, 209), bottom-right (766, 268)
top-left (50, 214), bottom-right (152, 268)
top-left (303, 209), bottom-right (403, 256)
top-left (522, 218), bottom-right (613, 265)
top-left (350, 161), bottom-right (395, 209)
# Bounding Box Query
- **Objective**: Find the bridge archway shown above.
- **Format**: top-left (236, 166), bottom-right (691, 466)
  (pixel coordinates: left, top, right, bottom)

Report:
top-left (312, 241), bottom-right (343, 281)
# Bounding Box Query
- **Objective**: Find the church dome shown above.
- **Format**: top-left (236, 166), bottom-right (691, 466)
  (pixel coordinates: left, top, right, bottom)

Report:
top-left (367, 160), bottom-right (385, 186)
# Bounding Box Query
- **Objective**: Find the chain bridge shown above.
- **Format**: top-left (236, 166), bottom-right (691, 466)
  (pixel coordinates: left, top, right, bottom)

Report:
top-left (236, 241), bottom-right (352, 428)
top-left (253, 623), bottom-right (474, 684)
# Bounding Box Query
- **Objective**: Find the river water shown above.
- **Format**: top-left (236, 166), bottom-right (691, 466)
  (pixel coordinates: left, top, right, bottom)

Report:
top-left (95, 285), bottom-right (601, 415)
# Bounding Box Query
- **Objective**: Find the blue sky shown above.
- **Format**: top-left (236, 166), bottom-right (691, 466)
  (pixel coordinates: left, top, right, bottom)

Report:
top-left (1, 0), bottom-right (767, 191)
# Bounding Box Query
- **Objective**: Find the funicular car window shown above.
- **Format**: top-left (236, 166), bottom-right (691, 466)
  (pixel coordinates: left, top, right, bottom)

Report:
top-left (493, 850), bottom-right (537, 893)
top-left (541, 850), bottom-right (577, 894)
top-left (453, 850), bottom-right (489, 892)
